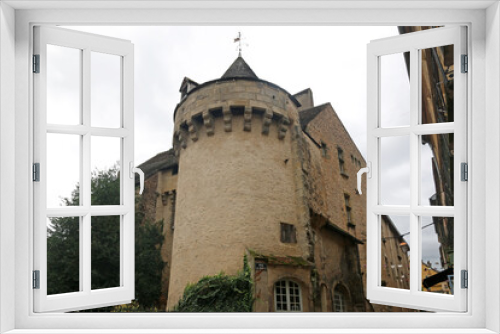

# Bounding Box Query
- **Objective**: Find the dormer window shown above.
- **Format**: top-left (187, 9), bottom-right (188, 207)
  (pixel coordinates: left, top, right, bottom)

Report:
top-left (179, 77), bottom-right (199, 99)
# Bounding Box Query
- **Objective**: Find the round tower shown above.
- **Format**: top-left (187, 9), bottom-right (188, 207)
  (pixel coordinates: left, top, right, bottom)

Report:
top-left (166, 57), bottom-right (310, 309)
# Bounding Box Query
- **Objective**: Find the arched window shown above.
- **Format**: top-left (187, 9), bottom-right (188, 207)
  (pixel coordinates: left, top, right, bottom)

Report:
top-left (274, 280), bottom-right (302, 312)
top-left (333, 284), bottom-right (348, 312)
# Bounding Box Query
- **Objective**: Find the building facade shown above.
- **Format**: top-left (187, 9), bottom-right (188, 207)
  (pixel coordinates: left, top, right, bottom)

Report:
top-left (137, 56), bottom-right (411, 312)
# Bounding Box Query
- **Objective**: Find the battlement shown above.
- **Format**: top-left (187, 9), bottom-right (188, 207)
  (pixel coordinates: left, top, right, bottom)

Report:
top-left (173, 80), bottom-right (298, 155)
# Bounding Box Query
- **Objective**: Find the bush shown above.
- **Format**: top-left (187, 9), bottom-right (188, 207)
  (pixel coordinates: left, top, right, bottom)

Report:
top-left (171, 256), bottom-right (253, 312)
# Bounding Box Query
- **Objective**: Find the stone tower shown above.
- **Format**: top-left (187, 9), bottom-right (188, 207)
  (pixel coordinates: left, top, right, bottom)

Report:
top-left (166, 57), bottom-right (310, 309)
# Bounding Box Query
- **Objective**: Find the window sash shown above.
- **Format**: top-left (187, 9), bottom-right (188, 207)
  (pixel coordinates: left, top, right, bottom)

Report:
top-left (33, 26), bottom-right (135, 313)
top-left (366, 26), bottom-right (467, 312)
top-left (275, 280), bottom-right (302, 312)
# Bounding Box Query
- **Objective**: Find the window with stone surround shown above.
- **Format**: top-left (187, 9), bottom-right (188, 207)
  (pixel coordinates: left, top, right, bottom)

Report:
top-left (337, 147), bottom-right (347, 176)
top-left (280, 223), bottom-right (297, 243)
top-left (333, 285), bottom-right (347, 312)
top-left (321, 141), bottom-right (328, 158)
top-left (344, 193), bottom-right (354, 228)
top-left (274, 280), bottom-right (302, 312)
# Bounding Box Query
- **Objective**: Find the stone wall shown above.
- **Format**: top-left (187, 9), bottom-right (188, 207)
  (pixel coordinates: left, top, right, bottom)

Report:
top-left (156, 169), bottom-right (178, 299)
top-left (312, 218), bottom-right (367, 312)
top-left (301, 103), bottom-right (367, 237)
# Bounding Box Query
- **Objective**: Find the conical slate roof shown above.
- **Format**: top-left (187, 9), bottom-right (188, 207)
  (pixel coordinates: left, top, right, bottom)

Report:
top-left (221, 56), bottom-right (258, 79)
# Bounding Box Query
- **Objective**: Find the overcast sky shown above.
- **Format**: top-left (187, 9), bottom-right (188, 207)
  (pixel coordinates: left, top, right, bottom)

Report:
top-left (47, 26), bottom-right (445, 274)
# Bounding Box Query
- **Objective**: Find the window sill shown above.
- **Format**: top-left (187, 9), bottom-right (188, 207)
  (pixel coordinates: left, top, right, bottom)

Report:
top-left (4, 328), bottom-right (498, 334)
top-left (340, 172), bottom-right (349, 179)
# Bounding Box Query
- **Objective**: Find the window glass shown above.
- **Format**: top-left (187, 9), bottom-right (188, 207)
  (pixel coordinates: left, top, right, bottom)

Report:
top-left (420, 134), bottom-right (454, 206)
top-left (421, 45), bottom-right (454, 124)
top-left (46, 133), bottom-right (81, 207)
top-left (380, 52), bottom-right (410, 127)
top-left (91, 52), bottom-right (122, 128)
top-left (90, 136), bottom-right (121, 206)
top-left (47, 216), bottom-right (81, 295)
top-left (91, 215), bottom-right (121, 290)
top-left (380, 215), bottom-right (410, 290)
top-left (421, 216), bottom-right (454, 294)
top-left (47, 45), bottom-right (81, 125)
top-left (380, 136), bottom-right (410, 205)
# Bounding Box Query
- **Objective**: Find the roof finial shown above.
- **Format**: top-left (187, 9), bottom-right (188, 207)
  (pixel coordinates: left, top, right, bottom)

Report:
top-left (234, 32), bottom-right (246, 57)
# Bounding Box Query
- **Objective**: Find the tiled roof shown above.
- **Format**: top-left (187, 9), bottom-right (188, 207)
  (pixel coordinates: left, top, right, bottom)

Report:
top-left (221, 56), bottom-right (258, 79)
top-left (298, 103), bottom-right (330, 130)
top-left (136, 149), bottom-right (178, 183)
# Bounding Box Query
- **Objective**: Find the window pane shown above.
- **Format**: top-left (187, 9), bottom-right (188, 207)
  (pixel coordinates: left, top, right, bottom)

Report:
top-left (381, 215), bottom-right (410, 290)
top-left (380, 52), bottom-right (410, 127)
top-left (47, 45), bottom-right (81, 125)
top-left (421, 45), bottom-right (454, 124)
top-left (91, 52), bottom-right (121, 128)
top-left (380, 136), bottom-right (410, 205)
top-left (421, 216), bottom-right (454, 294)
top-left (91, 136), bottom-right (121, 206)
top-left (91, 215), bottom-right (121, 290)
top-left (47, 133), bottom-right (81, 207)
top-left (47, 216), bottom-right (80, 295)
top-left (420, 134), bottom-right (454, 206)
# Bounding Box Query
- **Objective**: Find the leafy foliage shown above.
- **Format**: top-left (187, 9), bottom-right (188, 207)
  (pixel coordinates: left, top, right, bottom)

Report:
top-left (172, 256), bottom-right (253, 312)
top-left (134, 217), bottom-right (165, 307)
top-left (46, 165), bottom-right (165, 310)
top-left (111, 300), bottom-right (162, 312)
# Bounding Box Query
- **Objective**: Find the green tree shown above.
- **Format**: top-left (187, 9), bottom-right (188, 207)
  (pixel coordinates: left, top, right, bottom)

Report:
top-left (46, 165), bottom-right (165, 310)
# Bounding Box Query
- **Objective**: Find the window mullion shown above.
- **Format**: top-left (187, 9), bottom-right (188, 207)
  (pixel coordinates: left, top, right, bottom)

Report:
top-left (286, 280), bottom-right (290, 312)
top-left (409, 46), bottom-right (420, 293)
top-left (82, 48), bottom-right (91, 294)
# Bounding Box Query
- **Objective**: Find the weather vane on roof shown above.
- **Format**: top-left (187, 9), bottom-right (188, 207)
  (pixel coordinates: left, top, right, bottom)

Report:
top-left (234, 32), bottom-right (248, 57)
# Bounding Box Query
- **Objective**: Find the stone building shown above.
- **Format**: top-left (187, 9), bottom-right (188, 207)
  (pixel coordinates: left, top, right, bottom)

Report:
top-left (137, 56), bottom-right (411, 312)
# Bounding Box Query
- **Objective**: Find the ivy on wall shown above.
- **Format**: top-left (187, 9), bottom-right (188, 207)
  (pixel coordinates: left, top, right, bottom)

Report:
top-left (172, 256), bottom-right (253, 312)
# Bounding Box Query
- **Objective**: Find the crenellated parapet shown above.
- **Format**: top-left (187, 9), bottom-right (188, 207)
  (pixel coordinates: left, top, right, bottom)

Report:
top-left (172, 79), bottom-right (300, 155)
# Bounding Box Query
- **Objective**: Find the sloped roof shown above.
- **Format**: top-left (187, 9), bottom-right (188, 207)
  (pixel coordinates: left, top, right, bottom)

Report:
top-left (298, 103), bottom-right (330, 130)
top-left (179, 77), bottom-right (199, 92)
top-left (136, 149), bottom-right (178, 183)
top-left (221, 56), bottom-right (258, 79)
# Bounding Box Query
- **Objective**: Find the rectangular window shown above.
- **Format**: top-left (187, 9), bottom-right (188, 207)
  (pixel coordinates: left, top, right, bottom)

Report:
top-left (321, 141), bottom-right (328, 157)
top-left (344, 194), bottom-right (354, 227)
top-left (337, 147), bottom-right (346, 175)
top-left (280, 223), bottom-right (297, 243)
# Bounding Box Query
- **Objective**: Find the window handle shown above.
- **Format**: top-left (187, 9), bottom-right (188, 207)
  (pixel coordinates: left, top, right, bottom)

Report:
top-left (357, 162), bottom-right (371, 195)
top-left (129, 162), bottom-right (145, 195)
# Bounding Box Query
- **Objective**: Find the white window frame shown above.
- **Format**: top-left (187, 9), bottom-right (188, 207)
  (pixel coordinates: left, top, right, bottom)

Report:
top-left (0, 1), bottom-right (498, 333)
top-left (366, 26), bottom-right (467, 313)
top-left (274, 280), bottom-right (303, 312)
top-left (33, 26), bottom-right (136, 313)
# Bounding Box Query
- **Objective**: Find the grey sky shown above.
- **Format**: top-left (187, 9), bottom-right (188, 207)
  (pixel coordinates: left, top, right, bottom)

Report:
top-left (47, 25), bottom-right (444, 273)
